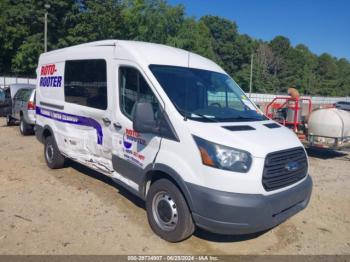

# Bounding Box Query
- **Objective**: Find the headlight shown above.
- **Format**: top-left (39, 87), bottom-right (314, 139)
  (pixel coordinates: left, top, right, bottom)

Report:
top-left (193, 136), bottom-right (252, 173)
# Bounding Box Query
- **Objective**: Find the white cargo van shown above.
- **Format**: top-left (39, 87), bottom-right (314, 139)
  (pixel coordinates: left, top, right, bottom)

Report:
top-left (35, 40), bottom-right (312, 242)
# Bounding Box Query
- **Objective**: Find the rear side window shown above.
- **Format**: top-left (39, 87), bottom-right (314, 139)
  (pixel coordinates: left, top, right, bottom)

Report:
top-left (23, 89), bottom-right (32, 101)
top-left (13, 90), bottom-right (23, 100)
top-left (64, 59), bottom-right (107, 110)
top-left (14, 89), bottom-right (32, 101)
top-left (119, 67), bottom-right (159, 120)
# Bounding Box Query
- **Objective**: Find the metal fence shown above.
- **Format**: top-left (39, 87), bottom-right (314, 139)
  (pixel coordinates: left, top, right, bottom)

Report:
top-left (249, 92), bottom-right (350, 105)
top-left (0, 76), bottom-right (36, 89)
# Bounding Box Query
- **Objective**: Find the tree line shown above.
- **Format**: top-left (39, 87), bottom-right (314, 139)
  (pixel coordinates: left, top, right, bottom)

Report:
top-left (1, 0), bottom-right (349, 96)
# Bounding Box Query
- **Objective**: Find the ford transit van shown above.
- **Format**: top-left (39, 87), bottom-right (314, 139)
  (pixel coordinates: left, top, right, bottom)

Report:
top-left (35, 40), bottom-right (312, 242)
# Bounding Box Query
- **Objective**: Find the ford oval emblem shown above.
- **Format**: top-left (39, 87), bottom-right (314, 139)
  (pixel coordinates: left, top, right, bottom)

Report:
top-left (285, 161), bottom-right (300, 172)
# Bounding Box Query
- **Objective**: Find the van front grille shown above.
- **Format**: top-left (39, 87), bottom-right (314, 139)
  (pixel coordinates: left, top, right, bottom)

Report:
top-left (262, 147), bottom-right (308, 191)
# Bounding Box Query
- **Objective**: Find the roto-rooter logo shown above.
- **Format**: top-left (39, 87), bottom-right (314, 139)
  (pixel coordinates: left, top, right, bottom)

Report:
top-left (122, 129), bottom-right (146, 167)
top-left (39, 64), bottom-right (62, 87)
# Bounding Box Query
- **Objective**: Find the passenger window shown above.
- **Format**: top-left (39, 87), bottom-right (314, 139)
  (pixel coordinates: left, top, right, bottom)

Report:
top-left (207, 76), bottom-right (244, 111)
top-left (119, 67), bottom-right (159, 120)
top-left (64, 59), bottom-right (107, 110)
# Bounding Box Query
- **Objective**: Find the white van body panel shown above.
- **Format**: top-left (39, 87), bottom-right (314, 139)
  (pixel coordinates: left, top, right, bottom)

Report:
top-left (112, 59), bottom-right (163, 188)
top-left (35, 40), bottom-right (312, 236)
top-left (185, 120), bottom-right (303, 158)
top-left (114, 40), bottom-right (225, 73)
top-left (36, 39), bottom-right (308, 194)
top-left (36, 46), bottom-right (117, 173)
top-left (155, 119), bottom-right (307, 195)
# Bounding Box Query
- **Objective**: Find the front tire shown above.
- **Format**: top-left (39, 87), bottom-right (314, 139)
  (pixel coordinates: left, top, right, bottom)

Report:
top-left (146, 179), bottom-right (195, 242)
top-left (44, 135), bottom-right (65, 169)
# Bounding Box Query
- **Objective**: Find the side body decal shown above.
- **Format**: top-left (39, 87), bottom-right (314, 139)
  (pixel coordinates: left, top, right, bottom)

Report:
top-left (36, 106), bottom-right (103, 144)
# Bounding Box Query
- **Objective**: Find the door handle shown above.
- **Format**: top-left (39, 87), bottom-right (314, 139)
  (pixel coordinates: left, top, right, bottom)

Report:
top-left (102, 117), bottom-right (111, 126)
top-left (113, 122), bottom-right (122, 130)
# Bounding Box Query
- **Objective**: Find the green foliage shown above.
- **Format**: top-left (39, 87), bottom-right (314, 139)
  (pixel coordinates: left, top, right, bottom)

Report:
top-left (0, 0), bottom-right (76, 75)
top-left (201, 16), bottom-right (239, 72)
top-left (0, 0), bottom-right (349, 96)
top-left (167, 19), bottom-right (216, 60)
top-left (12, 34), bottom-right (43, 75)
top-left (122, 0), bottom-right (184, 43)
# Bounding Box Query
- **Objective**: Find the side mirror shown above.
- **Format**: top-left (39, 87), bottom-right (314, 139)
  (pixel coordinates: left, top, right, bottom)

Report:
top-left (133, 102), bottom-right (158, 134)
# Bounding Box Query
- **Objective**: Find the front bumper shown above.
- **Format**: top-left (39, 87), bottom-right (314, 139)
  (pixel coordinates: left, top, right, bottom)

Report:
top-left (187, 175), bottom-right (312, 235)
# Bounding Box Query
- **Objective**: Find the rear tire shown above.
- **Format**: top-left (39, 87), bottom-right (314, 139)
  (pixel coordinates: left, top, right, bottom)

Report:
top-left (6, 115), bottom-right (14, 126)
top-left (44, 135), bottom-right (65, 169)
top-left (146, 179), bottom-right (195, 242)
top-left (19, 116), bottom-right (32, 135)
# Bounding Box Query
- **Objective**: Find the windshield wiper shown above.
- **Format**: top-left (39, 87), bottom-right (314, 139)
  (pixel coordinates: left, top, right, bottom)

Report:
top-left (173, 104), bottom-right (218, 122)
top-left (189, 112), bottom-right (218, 122)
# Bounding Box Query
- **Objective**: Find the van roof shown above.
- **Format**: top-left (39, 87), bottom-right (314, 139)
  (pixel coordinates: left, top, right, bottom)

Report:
top-left (39, 40), bottom-right (225, 74)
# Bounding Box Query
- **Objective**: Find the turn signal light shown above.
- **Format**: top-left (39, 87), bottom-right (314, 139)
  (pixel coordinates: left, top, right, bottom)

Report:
top-left (199, 146), bottom-right (215, 166)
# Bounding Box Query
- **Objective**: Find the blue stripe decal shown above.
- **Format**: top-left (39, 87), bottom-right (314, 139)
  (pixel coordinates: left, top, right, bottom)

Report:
top-left (36, 106), bottom-right (103, 145)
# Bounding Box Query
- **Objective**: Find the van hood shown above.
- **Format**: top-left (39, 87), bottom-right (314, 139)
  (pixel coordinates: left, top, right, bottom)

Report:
top-left (185, 120), bottom-right (303, 158)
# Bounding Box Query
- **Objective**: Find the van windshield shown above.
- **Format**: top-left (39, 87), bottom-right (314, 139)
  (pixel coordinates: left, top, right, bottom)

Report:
top-left (149, 65), bottom-right (266, 122)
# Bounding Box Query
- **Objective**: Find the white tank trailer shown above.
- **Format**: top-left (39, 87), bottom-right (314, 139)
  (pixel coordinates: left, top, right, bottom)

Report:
top-left (308, 108), bottom-right (350, 149)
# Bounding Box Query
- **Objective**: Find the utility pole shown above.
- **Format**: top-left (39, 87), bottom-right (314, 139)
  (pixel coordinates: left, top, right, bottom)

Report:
top-left (249, 53), bottom-right (254, 98)
top-left (44, 4), bottom-right (50, 52)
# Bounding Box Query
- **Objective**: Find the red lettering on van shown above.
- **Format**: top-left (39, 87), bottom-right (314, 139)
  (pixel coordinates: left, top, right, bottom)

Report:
top-left (126, 128), bottom-right (140, 138)
top-left (40, 64), bottom-right (57, 76)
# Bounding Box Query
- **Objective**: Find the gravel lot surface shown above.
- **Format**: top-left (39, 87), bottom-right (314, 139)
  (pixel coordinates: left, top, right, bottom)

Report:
top-left (0, 118), bottom-right (349, 255)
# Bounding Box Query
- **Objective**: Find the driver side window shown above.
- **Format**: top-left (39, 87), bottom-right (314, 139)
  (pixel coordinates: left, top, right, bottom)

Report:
top-left (119, 67), bottom-right (159, 120)
top-left (207, 90), bottom-right (226, 108)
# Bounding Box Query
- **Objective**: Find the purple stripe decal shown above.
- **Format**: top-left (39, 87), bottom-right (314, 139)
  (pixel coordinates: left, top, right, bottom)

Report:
top-left (36, 106), bottom-right (103, 145)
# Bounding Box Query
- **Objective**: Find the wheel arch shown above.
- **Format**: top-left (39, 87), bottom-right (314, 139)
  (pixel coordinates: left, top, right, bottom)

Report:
top-left (36, 124), bottom-right (56, 144)
top-left (42, 125), bottom-right (54, 140)
top-left (142, 164), bottom-right (195, 212)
